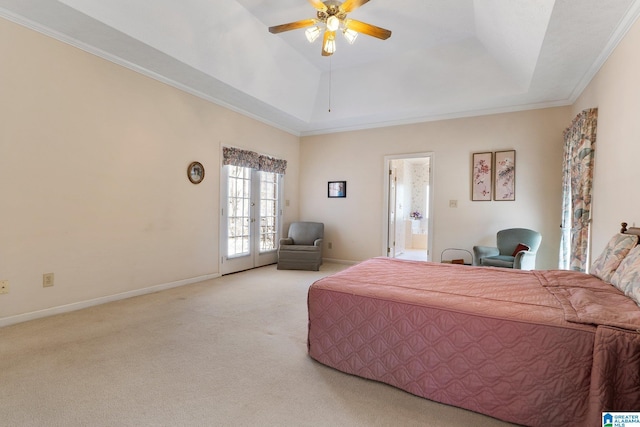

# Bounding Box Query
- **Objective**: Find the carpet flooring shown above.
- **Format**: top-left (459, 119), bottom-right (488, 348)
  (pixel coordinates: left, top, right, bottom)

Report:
top-left (0, 263), bottom-right (514, 426)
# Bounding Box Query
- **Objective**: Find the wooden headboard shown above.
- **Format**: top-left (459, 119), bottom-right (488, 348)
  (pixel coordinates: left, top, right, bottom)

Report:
top-left (621, 222), bottom-right (640, 236)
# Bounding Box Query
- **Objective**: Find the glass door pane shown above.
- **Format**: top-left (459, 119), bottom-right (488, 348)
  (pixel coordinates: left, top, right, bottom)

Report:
top-left (227, 166), bottom-right (252, 258)
top-left (259, 171), bottom-right (278, 253)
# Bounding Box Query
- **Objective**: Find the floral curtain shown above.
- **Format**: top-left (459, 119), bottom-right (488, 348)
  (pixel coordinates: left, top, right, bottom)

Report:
top-left (559, 108), bottom-right (597, 271)
top-left (222, 146), bottom-right (287, 175)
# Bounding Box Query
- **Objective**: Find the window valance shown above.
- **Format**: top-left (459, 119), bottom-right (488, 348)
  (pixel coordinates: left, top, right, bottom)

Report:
top-left (222, 146), bottom-right (287, 175)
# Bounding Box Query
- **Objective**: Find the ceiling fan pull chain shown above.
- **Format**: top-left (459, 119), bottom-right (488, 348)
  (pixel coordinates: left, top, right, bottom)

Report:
top-left (328, 56), bottom-right (332, 113)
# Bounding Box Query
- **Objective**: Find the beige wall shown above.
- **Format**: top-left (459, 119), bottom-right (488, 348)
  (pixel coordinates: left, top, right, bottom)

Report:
top-left (572, 16), bottom-right (640, 258)
top-left (300, 107), bottom-right (571, 270)
top-left (0, 18), bottom-right (300, 323)
top-left (4, 11), bottom-right (640, 324)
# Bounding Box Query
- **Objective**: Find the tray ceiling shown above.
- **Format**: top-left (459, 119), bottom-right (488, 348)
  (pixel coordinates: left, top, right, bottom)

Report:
top-left (1, 0), bottom-right (639, 135)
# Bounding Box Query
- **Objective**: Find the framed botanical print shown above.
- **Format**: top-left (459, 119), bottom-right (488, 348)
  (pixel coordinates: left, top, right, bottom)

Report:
top-left (471, 152), bottom-right (492, 201)
top-left (494, 150), bottom-right (516, 201)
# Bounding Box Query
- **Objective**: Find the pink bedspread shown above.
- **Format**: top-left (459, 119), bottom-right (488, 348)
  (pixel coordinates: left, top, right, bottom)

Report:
top-left (307, 258), bottom-right (640, 426)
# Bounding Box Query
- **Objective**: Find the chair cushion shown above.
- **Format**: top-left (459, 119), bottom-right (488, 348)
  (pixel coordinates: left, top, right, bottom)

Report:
top-left (481, 255), bottom-right (515, 268)
top-left (288, 222), bottom-right (324, 246)
top-left (512, 243), bottom-right (530, 257)
top-left (496, 228), bottom-right (542, 256)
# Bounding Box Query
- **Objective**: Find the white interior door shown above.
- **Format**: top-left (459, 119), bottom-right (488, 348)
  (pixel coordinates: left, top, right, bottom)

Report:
top-left (221, 165), bottom-right (282, 275)
top-left (387, 168), bottom-right (397, 257)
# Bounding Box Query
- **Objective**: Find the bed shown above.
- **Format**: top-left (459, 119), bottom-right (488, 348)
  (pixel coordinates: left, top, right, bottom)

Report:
top-left (307, 224), bottom-right (640, 427)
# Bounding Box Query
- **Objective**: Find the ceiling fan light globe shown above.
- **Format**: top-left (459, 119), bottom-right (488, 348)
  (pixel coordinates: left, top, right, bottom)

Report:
top-left (305, 26), bottom-right (321, 43)
top-left (343, 28), bottom-right (358, 44)
top-left (324, 35), bottom-right (336, 54)
top-left (326, 15), bottom-right (340, 32)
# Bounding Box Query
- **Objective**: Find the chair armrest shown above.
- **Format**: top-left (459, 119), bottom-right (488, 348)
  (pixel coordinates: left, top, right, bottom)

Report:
top-left (472, 246), bottom-right (500, 266)
top-left (279, 237), bottom-right (293, 245)
top-left (314, 238), bottom-right (323, 247)
top-left (514, 250), bottom-right (536, 270)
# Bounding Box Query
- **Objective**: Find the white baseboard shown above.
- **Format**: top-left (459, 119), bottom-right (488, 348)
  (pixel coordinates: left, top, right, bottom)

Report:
top-left (0, 273), bottom-right (220, 328)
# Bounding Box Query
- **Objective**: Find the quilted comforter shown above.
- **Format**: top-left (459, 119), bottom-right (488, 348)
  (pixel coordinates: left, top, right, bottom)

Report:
top-left (307, 257), bottom-right (640, 427)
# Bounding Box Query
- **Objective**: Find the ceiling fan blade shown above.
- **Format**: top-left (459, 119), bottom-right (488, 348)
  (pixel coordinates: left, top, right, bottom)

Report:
top-left (308, 0), bottom-right (328, 11)
top-left (269, 19), bottom-right (317, 34)
top-left (345, 19), bottom-right (392, 40)
top-left (321, 30), bottom-right (336, 56)
top-left (341, 0), bottom-right (370, 13)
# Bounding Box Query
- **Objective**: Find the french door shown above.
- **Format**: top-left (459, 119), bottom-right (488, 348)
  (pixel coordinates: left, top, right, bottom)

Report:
top-left (221, 165), bottom-right (282, 275)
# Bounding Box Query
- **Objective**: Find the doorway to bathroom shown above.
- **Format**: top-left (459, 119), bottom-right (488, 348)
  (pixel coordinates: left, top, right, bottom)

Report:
top-left (383, 153), bottom-right (433, 261)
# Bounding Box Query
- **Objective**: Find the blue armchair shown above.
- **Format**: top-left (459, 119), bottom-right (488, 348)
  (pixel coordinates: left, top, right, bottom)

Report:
top-left (473, 228), bottom-right (542, 270)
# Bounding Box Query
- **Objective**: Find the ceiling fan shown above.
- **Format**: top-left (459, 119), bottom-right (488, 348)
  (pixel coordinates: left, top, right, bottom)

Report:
top-left (268, 0), bottom-right (392, 57)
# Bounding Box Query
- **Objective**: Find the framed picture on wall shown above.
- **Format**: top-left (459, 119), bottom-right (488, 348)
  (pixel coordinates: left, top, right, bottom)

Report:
top-left (494, 150), bottom-right (516, 201)
top-left (471, 152), bottom-right (492, 201)
top-left (328, 181), bottom-right (347, 198)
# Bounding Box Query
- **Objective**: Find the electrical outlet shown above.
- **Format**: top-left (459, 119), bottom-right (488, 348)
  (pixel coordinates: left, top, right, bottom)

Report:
top-left (43, 273), bottom-right (54, 288)
top-left (0, 280), bottom-right (8, 294)
top-left (449, 200), bottom-right (458, 208)
top-left (328, 242), bottom-right (333, 249)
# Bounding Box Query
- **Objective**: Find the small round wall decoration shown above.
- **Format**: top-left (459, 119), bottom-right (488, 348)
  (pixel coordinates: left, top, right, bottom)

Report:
top-left (187, 161), bottom-right (205, 184)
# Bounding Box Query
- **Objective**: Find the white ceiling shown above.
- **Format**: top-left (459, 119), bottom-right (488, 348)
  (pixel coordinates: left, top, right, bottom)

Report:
top-left (1, 0), bottom-right (639, 136)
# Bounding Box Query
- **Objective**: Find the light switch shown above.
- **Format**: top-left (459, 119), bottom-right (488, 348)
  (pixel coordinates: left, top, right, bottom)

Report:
top-left (449, 200), bottom-right (458, 208)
